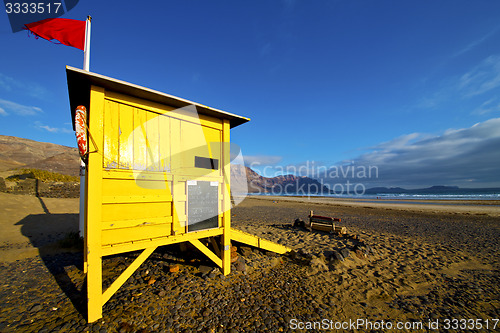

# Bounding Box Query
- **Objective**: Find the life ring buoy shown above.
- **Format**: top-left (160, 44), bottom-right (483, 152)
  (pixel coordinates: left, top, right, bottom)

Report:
top-left (75, 105), bottom-right (88, 162)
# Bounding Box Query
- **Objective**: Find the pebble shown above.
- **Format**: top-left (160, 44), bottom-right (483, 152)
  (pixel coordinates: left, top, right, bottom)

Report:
top-left (340, 248), bottom-right (350, 259)
top-left (332, 250), bottom-right (344, 262)
top-left (29, 304), bottom-right (43, 312)
top-left (198, 265), bottom-right (213, 275)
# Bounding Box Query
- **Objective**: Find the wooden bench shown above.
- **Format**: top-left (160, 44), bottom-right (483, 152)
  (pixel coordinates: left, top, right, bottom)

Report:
top-left (307, 210), bottom-right (347, 234)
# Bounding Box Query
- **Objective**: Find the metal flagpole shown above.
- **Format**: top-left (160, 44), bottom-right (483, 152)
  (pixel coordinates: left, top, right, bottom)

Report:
top-left (83, 16), bottom-right (91, 71)
top-left (79, 15), bottom-right (91, 237)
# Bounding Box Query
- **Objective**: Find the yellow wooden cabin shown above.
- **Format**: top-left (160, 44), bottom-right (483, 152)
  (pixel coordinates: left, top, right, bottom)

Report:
top-left (66, 66), bottom-right (290, 322)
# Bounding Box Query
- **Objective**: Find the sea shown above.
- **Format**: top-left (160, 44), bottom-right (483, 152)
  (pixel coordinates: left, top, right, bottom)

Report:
top-left (251, 188), bottom-right (500, 201)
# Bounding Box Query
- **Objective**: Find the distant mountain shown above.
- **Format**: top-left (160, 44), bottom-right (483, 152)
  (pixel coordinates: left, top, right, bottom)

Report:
top-left (425, 185), bottom-right (459, 191)
top-left (0, 135), bottom-right (80, 176)
top-left (364, 187), bottom-right (407, 194)
top-left (231, 164), bottom-right (330, 195)
top-left (365, 185), bottom-right (493, 194)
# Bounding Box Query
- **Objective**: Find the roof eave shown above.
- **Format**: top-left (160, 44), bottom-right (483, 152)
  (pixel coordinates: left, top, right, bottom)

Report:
top-left (66, 66), bottom-right (250, 130)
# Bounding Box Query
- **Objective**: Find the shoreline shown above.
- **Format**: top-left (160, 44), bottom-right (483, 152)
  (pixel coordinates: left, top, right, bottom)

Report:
top-left (247, 193), bottom-right (500, 204)
top-left (244, 195), bottom-right (500, 217)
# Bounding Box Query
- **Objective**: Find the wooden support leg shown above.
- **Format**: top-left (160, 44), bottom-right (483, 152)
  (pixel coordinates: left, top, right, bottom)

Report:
top-left (222, 120), bottom-right (232, 276)
top-left (222, 215), bottom-right (231, 275)
top-left (190, 239), bottom-right (222, 268)
top-left (87, 248), bottom-right (102, 323)
top-left (101, 246), bottom-right (157, 306)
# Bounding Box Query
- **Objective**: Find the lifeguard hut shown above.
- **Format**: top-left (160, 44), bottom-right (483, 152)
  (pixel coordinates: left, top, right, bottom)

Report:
top-left (66, 66), bottom-right (290, 322)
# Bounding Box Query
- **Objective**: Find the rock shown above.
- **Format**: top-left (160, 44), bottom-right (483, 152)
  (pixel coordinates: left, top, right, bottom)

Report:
top-left (287, 250), bottom-right (298, 260)
top-left (323, 250), bottom-right (334, 259)
top-left (118, 322), bottom-right (134, 332)
top-left (340, 248), bottom-right (350, 259)
top-left (293, 219), bottom-right (305, 228)
top-left (209, 268), bottom-right (221, 279)
top-left (29, 304), bottom-right (43, 312)
top-left (236, 261), bottom-right (246, 273)
top-left (270, 257), bottom-right (281, 268)
top-left (169, 264), bottom-right (180, 273)
top-left (332, 250), bottom-right (344, 262)
top-left (298, 249), bottom-right (313, 260)
top-left (0, 177), bottom-right (6, 192)
top-left (235, 257), bottom-right (246, 272)
top-left (240, 246), bottom-right (253, 257)
top-left (198, 265), bottom-right (212, 275)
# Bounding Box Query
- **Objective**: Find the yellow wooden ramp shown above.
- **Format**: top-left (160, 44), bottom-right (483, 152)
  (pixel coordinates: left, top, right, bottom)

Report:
top-left (231, 228), bottom-right (291, 254)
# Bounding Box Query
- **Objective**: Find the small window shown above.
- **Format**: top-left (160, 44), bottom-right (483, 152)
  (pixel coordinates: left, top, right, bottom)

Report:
top-left (195, 156), bottom-right (219, 170)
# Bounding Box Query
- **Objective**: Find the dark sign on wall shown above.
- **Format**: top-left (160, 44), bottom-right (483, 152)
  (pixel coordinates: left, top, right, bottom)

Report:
top-left (187, 180), bottom-right (219, 232)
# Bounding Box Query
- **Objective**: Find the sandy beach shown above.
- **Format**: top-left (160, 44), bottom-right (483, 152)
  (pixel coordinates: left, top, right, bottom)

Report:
top-left (0, 193), bottom-right (498, 332)
top-left (247, 195), bottom-right (500, 217)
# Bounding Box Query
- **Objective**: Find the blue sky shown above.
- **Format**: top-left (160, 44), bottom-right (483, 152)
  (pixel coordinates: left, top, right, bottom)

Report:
top-left (1, 1), bottom-right (500, 188)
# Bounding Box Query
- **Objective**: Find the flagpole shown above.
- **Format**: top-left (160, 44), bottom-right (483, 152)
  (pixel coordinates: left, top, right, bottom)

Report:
top-left (79, 15), bottom-right (91, 237)
top-left (83, 16), bottom-right (91, 71)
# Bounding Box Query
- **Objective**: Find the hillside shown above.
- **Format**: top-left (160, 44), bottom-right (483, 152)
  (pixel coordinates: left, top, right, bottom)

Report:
top-left (0, 135), bottom-right (80, 176)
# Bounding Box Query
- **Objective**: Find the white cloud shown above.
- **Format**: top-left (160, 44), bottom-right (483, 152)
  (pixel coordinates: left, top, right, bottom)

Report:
top-left (334, 118), bottom-right (500, 187)
top-left (472, 98), bottom-right (500, 115)
top-left (245, 119), bottom-right (500, 188)
top-left (0, 74), bottom-right (12, 91)
top-left (370, 133), bottom-right (421, 150)
top-left (0, 73), bottom-right (50, 100)
top-left (0, 98), bottom-right (43, 116)
top-left (34, 121), bottom-right (72, 134)
top-left (416, 54), bottom-right (500, 113)
top-left (459, 55), bottom-right (500, 97)
top-left (453, 26), bottom-right (500, 58)
top-left (0, 107), bottom-right (7, 116)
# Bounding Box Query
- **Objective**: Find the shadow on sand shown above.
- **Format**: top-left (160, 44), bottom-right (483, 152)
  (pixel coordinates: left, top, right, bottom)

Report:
top-left (14, 197), bottom-right (87, 318)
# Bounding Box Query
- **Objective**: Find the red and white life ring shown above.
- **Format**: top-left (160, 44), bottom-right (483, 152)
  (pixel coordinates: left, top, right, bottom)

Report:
top-left (75, 105), bottom-right (88, 161)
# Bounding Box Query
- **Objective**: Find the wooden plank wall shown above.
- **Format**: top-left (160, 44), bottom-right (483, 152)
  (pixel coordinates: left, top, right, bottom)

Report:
top-left (99, 92), bottom-right (225, 247)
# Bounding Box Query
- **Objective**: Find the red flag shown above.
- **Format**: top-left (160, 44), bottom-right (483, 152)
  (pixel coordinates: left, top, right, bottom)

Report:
top-left (25, 18), bottom-right (85, 50)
